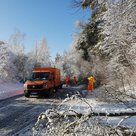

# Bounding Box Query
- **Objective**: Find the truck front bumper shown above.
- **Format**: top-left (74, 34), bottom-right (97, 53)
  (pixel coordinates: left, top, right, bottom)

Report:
top-left (24, 89), bottom-right (50, 95)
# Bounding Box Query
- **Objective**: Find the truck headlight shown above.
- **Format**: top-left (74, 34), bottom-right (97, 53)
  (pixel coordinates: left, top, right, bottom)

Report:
top-left (24, 84), bottom-right (27, 88)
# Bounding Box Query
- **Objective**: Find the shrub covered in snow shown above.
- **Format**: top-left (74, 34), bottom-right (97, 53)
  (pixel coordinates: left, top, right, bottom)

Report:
top-left (33, 92), bottom-right (136, 136)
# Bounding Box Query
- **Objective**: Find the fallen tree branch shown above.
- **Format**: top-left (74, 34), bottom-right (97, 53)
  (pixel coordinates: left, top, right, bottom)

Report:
top-left (62, 111), bottom-right (136, 118)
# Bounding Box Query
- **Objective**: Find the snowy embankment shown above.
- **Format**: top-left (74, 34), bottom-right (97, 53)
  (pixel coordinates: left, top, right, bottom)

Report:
top-left (0, 79), bottom-right (23, 100)
top-left (63, 87), bottom-right (136, 122)
top-left (32, 86), bottom-right (136, 136)
top-left (62, 86), bottom-right (136, 114)
top-left (62, 95), bottom-right (136, 127)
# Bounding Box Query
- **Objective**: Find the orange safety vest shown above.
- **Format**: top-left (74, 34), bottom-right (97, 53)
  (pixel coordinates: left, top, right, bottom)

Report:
top-left (87, 76), bottom-right (94, 91)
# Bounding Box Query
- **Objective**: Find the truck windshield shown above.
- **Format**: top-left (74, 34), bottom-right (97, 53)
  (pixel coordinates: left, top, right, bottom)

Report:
top-left (30, 72), bottom-right (50, 81)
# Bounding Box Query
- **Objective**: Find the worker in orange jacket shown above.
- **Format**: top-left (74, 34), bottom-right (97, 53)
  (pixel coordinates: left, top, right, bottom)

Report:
top-left (65, 75), bottom-right (70, 87)
top-left (87, 75), bottom-right (95, 91)
top-left (73, 76), bottom-right (77, 86)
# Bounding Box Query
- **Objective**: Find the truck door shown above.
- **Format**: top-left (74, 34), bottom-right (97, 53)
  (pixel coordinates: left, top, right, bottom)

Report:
top-left (49, 73), bottom-right (55, 88)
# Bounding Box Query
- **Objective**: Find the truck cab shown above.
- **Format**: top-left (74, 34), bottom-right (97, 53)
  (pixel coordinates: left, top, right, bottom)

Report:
top-left (24, 67), bottom-right (62, 97)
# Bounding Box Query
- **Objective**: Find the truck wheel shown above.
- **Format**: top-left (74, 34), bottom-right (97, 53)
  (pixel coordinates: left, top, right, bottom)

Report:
top-left (24, 90), bottom-right (30, 98)
top-left (50, 88), bottom-right (57, 94)
top-left (53, 88), bottom-right (57, 93)
top-left (25, 93), bottom-right (30, 98)
top-left (59, 84), bottom-right (63, 89)
top-left (55, 88), bottom-right (58, 92)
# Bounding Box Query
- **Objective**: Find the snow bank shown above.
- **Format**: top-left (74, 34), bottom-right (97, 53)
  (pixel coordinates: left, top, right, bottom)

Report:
top-left (31, 85), bottom-right (136, 135)
top-left (0, 79), bottom-right (23, 100)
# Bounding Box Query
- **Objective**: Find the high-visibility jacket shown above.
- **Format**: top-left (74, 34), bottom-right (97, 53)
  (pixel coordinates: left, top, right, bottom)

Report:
top-left (65, 76), bottom-right (70, 82)
top-left (88, 76), bottom-right (95, 91)
top-left (88, 76), bottom-right (95, 83)
top-left (65, 76), bottom-right (70, 87)
top-left (73, 76), bottom-right (77, 85)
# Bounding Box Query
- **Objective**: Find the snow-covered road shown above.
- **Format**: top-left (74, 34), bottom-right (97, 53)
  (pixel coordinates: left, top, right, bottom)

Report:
top-left (0, 94), bottom-right (62, 136)
top-left (0, 85), bottom-right (85, 136)
top-left (0, 84), bottom-right (136, 135)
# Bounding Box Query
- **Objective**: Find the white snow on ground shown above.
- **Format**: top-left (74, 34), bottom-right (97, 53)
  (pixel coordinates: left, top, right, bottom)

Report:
top-left (0, 81), bottom-right (136, 135)
top-left (0, 79), bottom-right (23, 100)
top-left (59, 86), bottom-right (136, 127)
top-left (32, 86), bottom-right (136, 136)
top-left (105, 116), bottom-right (136, 126)
top-left (63, 87), bottom-right (136, 112)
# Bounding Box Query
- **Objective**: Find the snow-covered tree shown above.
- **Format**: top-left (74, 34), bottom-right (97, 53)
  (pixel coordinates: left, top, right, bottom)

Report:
top-left (75, 0), bottom-right (136, 86)
top-left (31, 38), bottom-right (51, 67)
top-left (0, 42), bottom-right (16, 80)
top-left (54, 43), bottom-right (91, 82)
top-left (9, 30), bottom-right (27, 81)
top-left (23, 38), bottom-right (51, 78)
top-left (94, 0), bottom-right (136, 85)
top-left (76, 0), bottom-right (106, 61)
top-left (9, 29), bottom-right (25, 55)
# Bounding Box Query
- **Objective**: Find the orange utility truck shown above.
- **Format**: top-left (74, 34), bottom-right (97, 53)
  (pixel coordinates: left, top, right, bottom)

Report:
top-left (24, 67), bottom-right (62, 97)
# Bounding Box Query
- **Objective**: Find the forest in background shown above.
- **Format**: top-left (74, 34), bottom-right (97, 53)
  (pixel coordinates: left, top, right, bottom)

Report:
top-left (0, 0), bottom-right (135, 89)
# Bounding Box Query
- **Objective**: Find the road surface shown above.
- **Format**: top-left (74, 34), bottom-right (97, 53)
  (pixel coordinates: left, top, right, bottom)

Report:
top-left (0, 86), bottom-right (85, 136)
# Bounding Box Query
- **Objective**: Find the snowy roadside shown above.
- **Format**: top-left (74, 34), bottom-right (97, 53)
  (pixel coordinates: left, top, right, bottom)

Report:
top-left (61, 87), bottom-right (136, 129)
top-left (32, 87), bottom-right (136, 136)
top-left (0, 79), bottom-right (23, 100)
top-left (0, 82), bottom-right (136, 135)
top-left (61, 86), bottom-right (136, 113)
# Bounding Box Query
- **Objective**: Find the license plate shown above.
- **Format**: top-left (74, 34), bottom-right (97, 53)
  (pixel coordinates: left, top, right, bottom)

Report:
top-left (31, 92), bottom-right (38, 94)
